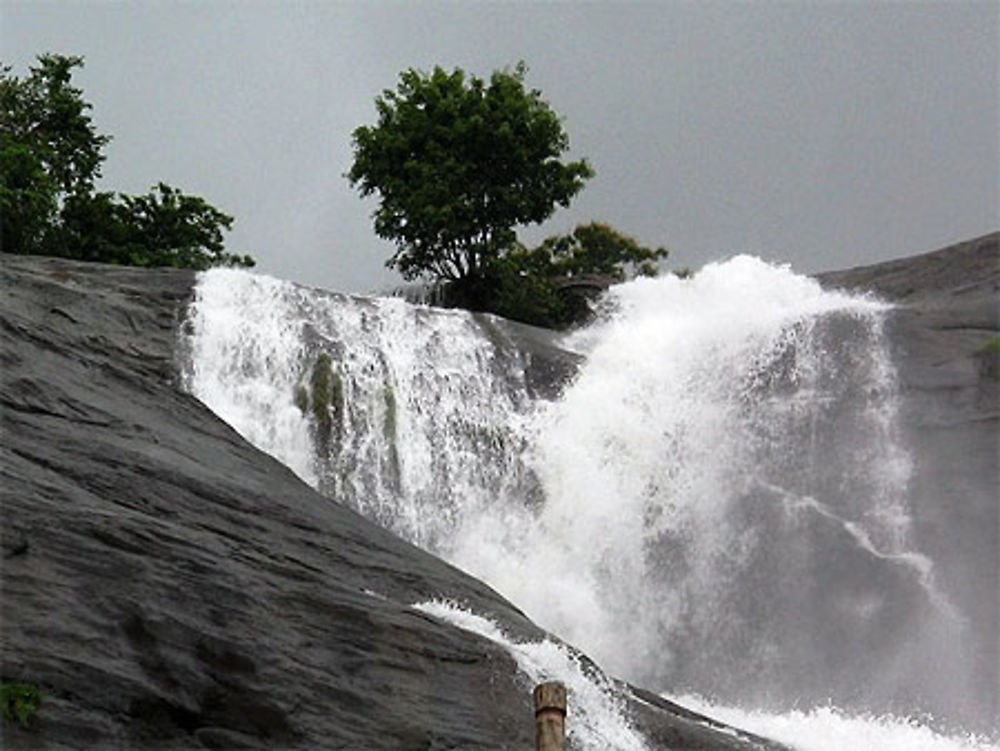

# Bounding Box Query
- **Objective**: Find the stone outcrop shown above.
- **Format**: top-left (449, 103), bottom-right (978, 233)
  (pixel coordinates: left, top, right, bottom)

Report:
top-left (1, 256), bottom-right (785, 749)
top-left (818, 232), bottom-right (999, 728)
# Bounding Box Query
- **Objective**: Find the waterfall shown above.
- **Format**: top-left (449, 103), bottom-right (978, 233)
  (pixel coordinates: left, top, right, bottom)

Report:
top-left (182, 257), bottom-right (987, 746)
top-left (182, 269), bottom-right (537, 549)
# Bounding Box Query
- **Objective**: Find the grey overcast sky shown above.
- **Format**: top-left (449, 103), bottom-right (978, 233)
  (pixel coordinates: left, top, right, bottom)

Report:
top-left (3, 1), bottom-right (997, 293)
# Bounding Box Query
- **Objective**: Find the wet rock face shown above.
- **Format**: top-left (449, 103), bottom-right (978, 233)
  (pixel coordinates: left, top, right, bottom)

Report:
top-left (0, 257), bottom-right (529, 749)
top-left (819, 232), bottom-right (1000, 728)
top-left (1, 256), bottom-right (784, 750)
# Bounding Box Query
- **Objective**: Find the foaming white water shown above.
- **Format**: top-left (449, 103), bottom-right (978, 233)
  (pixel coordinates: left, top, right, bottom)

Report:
top-left (449, 257), bottom-right (935, 700)
top-left (183, 270), bottom-right (316, 483)
top-left (413, 600), bottom-right (648, 751)
top-left (182, 257), bottom-right (973, 730)
top-left (668, 694), bottom-right (999, 751)
top-left (183, 268), bottom-right (534, 547)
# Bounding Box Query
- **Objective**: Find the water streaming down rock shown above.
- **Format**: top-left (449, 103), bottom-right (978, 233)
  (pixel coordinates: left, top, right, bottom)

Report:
top-left (413, 599), bottom-right (650, 751)
top-left (183, 256), bottom-right (987, 741)
top-left (183, 269), bottom-right (539, 549)
top-left (448, 257), bottom-right (962, 720)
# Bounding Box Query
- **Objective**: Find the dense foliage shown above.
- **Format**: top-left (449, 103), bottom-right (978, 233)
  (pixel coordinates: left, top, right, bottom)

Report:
top-left (511, 222), bottom-right (668, 282)
top-left (350, 64), bottom-right (672, 328)
top-left (348, 63), bottom-right (593, 283)
top-left (1, 54), bottom-right (253, 269)
top-left (452, 222), bottom-right (669, 328)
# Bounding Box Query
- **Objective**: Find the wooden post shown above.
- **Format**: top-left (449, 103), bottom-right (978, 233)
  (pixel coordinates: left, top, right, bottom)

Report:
top-left (533, 681), bottom-right (567, 751)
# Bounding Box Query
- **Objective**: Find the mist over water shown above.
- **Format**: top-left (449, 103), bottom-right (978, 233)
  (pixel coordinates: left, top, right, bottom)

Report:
top-left (183, 258), bottom-right (995, 748)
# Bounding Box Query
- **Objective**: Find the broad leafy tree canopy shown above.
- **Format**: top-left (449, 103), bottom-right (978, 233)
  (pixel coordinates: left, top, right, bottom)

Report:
top-left (1, 54), bottom-right (108, 198)
top-left (1, 54), bottom-right (253, 269)
top-left (483, 222), bottom-right (670, 328)
top-left (348, 64), bottom-right (593, 282)
top-left (517, 222), bottom-right (669, 282)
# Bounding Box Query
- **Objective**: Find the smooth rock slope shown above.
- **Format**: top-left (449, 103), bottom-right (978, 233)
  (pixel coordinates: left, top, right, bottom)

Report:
top-left (819, 232), bottom-right (999, 728)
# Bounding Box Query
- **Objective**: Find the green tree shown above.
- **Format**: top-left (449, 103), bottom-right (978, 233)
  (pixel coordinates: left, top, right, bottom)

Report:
top-left (0, 54), bottom-right (108, 196)
top-left (516, 222), bottom-right (668, 281)
top-left (489, 222), bottom-right (669, 327)
top-left (57, 184), bottom-right (253, 269)
top-left (347, 63), bottom-right (593, 285)
top-left (114, 183), bottom-right (252, 269)
top-left (1, 54), bottom-right (253, 269)
top-left (1, 54), bottom-right (108, 254)
top-left (0, 142), bottom-right (58, 255)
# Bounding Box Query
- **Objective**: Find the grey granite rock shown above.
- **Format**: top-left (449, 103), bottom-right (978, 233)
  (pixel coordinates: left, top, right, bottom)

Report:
top-left (818, 232), bottom-right (999, 728)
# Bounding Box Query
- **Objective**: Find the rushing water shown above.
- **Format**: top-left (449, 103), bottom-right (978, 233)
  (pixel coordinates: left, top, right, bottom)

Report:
top-left (182, 258), bottom-right (996, 750)
top-left (414, 599), bottom-right (648, 751)
top-left (669, 694), bottom-right (998, 751)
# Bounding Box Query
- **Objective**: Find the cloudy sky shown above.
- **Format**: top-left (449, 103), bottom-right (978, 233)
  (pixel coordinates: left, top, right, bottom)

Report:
top-left (4, 1), bottom-right (997, 293)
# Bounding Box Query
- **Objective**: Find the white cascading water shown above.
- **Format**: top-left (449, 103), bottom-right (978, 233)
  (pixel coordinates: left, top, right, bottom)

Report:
top-left (413, 599), bottom-right (649, 751)
top-left (183, 270), bottom-right (536, 548)
top-left (182, 258), bottom-right (995, 751)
